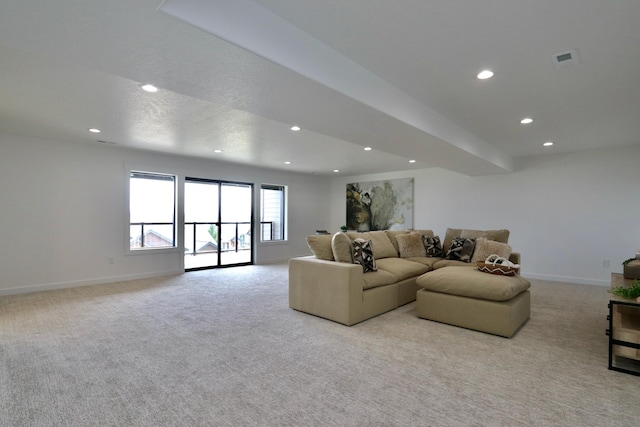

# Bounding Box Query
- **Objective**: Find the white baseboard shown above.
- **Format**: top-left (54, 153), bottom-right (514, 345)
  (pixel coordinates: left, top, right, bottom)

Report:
top-left (0, 269), bottom-right (183, 297)
top-left (522, 272), bottom-right (609, 287)
top-left (255, 257), bottom-right (292, 265)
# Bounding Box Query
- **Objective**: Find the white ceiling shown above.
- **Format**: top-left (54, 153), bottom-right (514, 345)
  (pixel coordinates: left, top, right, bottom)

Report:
top-left (1, 0), bottom-right (639, 176)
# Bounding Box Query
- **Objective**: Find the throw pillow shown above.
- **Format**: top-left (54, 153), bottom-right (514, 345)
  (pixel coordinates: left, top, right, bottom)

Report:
top-left (396, 232), bottom-right (427, 258)
top-left (331, 232), bottom-right (353, 263)
top-left (385, 230), bottom-right (410, 254)
top-left (352, 238), bottom-right (377, 272)
top-left (471, 237), bottom-right (512, 263)
top-left (423, 235), bottom-right (444, 257)
top-left (442, 228), bottom-right (463, 256)
top-left (348, 231), bottom-right (397, 259)
top-left (446, 237), bottom-right (476, 262)
top-left (305, 235), bottom-right (334, 261)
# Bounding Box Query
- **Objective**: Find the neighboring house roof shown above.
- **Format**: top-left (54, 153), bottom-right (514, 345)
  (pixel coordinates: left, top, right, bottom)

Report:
top-left (130, 229), bottom-right (174, 246)
top-left (197, 242), bottom-right (219, 252)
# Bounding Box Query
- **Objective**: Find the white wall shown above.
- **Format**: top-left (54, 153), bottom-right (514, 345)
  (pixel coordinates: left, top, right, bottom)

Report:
top-left (3, 131), bottom-right (637, 295)
top-left (0, 133), bottom-right (330, 295)
top-left (330, 145), bottom-right (640, 286)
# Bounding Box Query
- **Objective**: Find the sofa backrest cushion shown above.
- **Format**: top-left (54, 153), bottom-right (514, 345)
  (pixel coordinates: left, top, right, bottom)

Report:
top-left (443, 228), bottom-right (510, 254)
top-left (460, 229), bottom-right (510, 243)
top-left (306, 235), bottom-right (334, 261)
top-left (409, 229), bottom-right (435, 238)
top-left (331, 232), bottom-right (353, 263)
top-left (347, 231), bottom-right (398, 259)
top-left (385, 229), bottom-right (434, 254)
top-left (385, 230), bottom-right (409, 253)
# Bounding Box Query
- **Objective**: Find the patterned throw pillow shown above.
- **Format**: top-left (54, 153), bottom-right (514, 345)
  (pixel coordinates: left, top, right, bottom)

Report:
top-left (423, 235), bottom-right (443, 257)
top-left (352, 238), bottom-right (377, 273)
top-left (446, 237), bottom-right (476, 262)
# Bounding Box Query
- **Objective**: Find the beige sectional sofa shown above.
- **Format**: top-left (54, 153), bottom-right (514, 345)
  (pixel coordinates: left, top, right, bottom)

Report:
top-left (289, 228), bottom-right (529, 336)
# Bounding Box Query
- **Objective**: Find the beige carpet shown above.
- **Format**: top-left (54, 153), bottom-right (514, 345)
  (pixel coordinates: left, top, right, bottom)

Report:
top-left (1, 263), bottom-right (638, 426)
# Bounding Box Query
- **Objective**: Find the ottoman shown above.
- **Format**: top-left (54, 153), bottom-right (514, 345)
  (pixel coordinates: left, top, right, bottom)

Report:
top-left (415, 266), bottom-right (531, 338)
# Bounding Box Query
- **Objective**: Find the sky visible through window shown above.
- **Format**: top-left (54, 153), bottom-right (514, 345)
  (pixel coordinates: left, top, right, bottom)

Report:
top-left (130, 175), bottom-right (253, 251)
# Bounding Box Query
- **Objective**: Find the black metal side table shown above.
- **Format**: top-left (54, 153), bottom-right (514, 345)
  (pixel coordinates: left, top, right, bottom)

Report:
top-left (607, 273), bottom-right (640, 376)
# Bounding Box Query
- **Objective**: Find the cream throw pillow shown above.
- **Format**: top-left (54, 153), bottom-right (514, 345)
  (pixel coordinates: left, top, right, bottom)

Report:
top-left (396, 232), bottom-right (427, 258)
top-left (471, 237), bottom-right (512, 263)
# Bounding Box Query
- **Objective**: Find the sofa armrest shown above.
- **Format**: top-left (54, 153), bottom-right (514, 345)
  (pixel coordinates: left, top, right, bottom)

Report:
top-left (289, 256), bottom-right (364, 325)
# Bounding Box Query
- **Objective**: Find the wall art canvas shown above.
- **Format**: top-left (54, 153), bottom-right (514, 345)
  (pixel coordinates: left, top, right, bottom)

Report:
top-left (346, 178), bottom-right (413, 231)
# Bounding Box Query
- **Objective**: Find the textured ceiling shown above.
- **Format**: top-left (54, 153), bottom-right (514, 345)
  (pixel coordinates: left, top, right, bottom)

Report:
top-left (1, 0), bottom-right (639, 176)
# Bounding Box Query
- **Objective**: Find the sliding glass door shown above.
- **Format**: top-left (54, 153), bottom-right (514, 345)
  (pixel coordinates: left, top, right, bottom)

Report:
top-left (184, 178), bottom-right (253, 270)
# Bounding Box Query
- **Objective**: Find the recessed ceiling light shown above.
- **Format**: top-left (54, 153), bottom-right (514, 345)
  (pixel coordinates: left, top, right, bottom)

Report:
top-left (364, 147), bottom-right (372, 151)
top-left (290, 126), bottom-right (301, 131)
top-left (139, 83), bottom-right (158, 93)
top-left (543, 141), bottom-right (554, 147)
top-left (284, 161), bottom-right (291, 165)
top-left (89, 128), bottom-right (101, 133)
top-left (333, 169), bottom-right (340, 173)
top-left (409, 160), bottom-right (416, 163)
top-left (477, 70), bottom-right (494, 80)
top-left (214, 149), bottom-right (223, 153)
top-left (520, 118), bottom-right (534, 124)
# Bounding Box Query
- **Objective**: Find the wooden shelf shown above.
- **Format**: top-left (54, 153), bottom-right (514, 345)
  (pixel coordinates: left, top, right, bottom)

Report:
top-left (608, 273), bottom-right (640, 374)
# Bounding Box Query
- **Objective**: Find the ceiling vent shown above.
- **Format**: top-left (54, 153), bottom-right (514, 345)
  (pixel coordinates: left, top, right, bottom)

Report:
top-left (552, 49), bottom-right (579, 69)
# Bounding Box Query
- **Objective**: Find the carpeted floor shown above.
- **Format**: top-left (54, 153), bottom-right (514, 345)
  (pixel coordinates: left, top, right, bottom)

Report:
top-left (1, 263), bottom-right (639, 426)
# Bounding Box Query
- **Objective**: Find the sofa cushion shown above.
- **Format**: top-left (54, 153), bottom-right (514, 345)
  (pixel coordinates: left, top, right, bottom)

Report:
top-left (397, 232), bottom-right (426, 258)
top-left (375, 258), bottom-right (429, 282)
top-left (423, 235), bottom-right (444, 257)
top-left (352, 239), bottom-right (377, 272)
top-left (347, 231), bottom-right (398, 259)
top-left (406, 257), bottom-right (441, 269)
top-left (331, 232), bottom-right (353, 263)
top-left (432, 259), bottom-right (476, 269)
top-left (306, 235), bottom-right (334, 261)
top-left (443, 228), bottom-right (510, 255)
top-left (362, 269), bottom-right (397, 290)
top-left (446, 237), bottom-right (476, 262)
top-left (409, 229), bottom-right (435, 238)
top-left (460, 229), bottom-right (510, 244)
top-left (471, 237), bottom-right (513, 263)
top-left (416, 266), bottom-right (530, 302)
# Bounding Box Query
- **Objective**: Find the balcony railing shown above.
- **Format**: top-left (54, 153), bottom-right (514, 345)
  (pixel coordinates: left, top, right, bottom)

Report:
top-left (130, 221), bottom-right (276, 253)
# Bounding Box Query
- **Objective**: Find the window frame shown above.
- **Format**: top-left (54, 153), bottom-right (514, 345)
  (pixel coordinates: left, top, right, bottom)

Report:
top-left (260, 184), bottom-right (287, 242)
top-left (126, 169), bottom-right (179, 255)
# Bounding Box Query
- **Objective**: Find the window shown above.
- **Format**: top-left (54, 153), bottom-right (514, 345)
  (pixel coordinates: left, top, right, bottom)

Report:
top-left (129, 171), bottom-right (176, 250)
top-left (261, 184), bottom-right (286, 241)
top-left (184, 178), bottom-right (254, 269)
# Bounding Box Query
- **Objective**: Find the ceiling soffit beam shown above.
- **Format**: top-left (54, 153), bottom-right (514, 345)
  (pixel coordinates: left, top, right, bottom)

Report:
top-left (160, 0), bottom-right (514, 173)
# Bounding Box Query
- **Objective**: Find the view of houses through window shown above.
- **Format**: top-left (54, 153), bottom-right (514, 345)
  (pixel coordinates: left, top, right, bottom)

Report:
top-left (129, 172), bottom-right (176, 250)
top-left (184, 178), bottom-right (253, 270)
top-left (129, 172), bottom-right (284, 270)
top-left (260, 184), bottom-right (286, 241)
